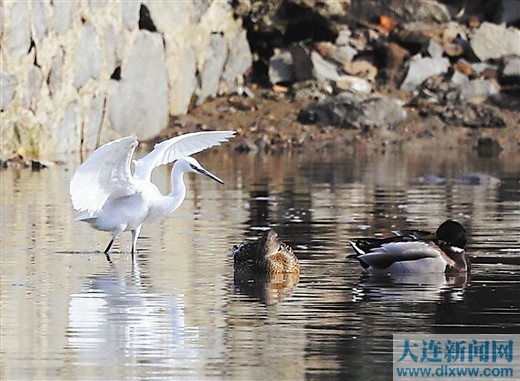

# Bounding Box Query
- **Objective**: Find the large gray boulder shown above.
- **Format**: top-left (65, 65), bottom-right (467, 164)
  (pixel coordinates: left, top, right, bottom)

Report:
top-left (108, 31), bottom-right (169, 140)
top-left (299, 92), bottom-right (407, 130)
top-left (470, 22), bottom-right (520, 61)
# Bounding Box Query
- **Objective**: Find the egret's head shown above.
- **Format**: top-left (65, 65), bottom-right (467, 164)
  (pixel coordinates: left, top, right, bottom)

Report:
top-left (176, 157), bottom-right (224, 184)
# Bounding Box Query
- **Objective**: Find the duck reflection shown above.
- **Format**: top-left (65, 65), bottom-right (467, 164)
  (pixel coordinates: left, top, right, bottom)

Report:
top-left (233, 272), bottom-right (300, 305)
top-left (232, 230), bottom-right (300, 304)
top-left (67, 257), bottom-right (201, 365)
top-left (352, 271), bottom-right (469, 303)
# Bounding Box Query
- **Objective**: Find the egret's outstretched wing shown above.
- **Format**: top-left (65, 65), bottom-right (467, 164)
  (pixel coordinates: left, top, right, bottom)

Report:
top-left (133, 131), bottom-right (236, 181)
top-left (70, 136), bottom-right (139, 213)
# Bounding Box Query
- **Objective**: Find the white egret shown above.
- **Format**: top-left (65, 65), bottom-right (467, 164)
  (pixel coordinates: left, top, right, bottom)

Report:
top-left (70, 130), bottom-right (235, 257)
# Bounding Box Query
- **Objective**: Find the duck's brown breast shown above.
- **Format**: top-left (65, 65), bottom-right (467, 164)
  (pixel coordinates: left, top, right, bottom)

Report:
top-left (264, 251), bottom-right (300, 274)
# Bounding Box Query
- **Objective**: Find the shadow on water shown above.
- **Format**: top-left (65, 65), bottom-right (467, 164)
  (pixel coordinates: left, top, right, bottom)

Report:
top-left (1, 148), bottom-right (519, 380)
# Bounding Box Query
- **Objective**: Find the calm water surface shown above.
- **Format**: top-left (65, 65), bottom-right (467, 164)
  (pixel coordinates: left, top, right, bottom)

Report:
top-left (1, 148), bottom-right (519, 380)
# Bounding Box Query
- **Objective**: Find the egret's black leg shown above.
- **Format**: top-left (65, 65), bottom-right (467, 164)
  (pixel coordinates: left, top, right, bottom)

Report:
top-left (104, 238), bottom-right (114, 254)
top-left (105, 252), bottom-right (112, 263)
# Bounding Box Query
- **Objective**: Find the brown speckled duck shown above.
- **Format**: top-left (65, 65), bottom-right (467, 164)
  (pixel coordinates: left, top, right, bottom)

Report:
top-left (233, 230), bottom-right (300, 275)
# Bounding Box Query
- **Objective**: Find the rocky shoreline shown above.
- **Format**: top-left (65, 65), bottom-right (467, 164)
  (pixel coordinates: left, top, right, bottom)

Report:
top-left (1, 0), bottom-right (519, 163)
top-left (153, 0), bottom-right (519, 157)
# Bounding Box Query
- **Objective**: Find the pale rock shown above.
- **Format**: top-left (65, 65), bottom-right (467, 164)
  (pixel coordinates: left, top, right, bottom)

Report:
top-left (451, 71), bottom-right (469, 86)
top-left (31, 0), bottom-right (49, 42)
top-left (311, 51), bottom-right (340, 83)
top-left (469, 61), bottom-right (499, 75)
top-left (222, 30), bottom-right (252, 92)
top-left (85, 93), bottom-right (105, 149)
top-left (54, 105), bottom-right (80, 154)
top-left (470, 22), bottom-right (520, 61)
top-left (335, 28), bottom-right (352, 46)
top-left (400, 54), bottom-right (450, 91)
top-left (196, 33), bottom-right (229, 105)
top-left (48, 48), bottom-right (64, 98)
top-left (335, 75), bottom-right (372, 94)
top-left (121, 0), bottom-right (140, 30)
top-left (108, 31), bottom-right (169, 139)
top-left (74, 24), bottom-right (102, 89)
top-left (5, 1), bottom-right (31, 59)
top-left (168, 45), bottom-right (197, 115)
top-left (1, 71), bottom-right (17, 111)
top-left (456, 79), bottom-right (499, 103)
top-left (147, 1), bottom-right (191, 31)
top-left (88, 0), bottom-right (107, 10)
top-left (24, 66), bottom-right (43, 112)
top-left (330, 45), bottom-right (357, 65)
top-left (502, 55), bottom-right (520, 77)
top-left (190, 0), bottom-right (212, 23)
top-left (104, 26), bottom-right (124, 76)
top-left (427, 39), bottom-right (444, 59)
top-left (53, 0), bottom-right (77, 35)
top-left (269, 50), bottom-right (294, 84)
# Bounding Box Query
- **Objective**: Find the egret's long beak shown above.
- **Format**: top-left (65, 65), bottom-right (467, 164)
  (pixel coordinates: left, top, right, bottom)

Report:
top-left (197, 166), bottom-right (224, 184)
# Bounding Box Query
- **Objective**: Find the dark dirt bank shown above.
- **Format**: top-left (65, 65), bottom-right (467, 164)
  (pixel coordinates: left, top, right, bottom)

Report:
top-left (151, 87), bottom-right (519, 157)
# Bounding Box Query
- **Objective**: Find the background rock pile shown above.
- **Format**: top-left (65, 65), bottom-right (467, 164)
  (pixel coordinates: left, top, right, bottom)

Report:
top-left (1, 0), bottom-right (519, 158)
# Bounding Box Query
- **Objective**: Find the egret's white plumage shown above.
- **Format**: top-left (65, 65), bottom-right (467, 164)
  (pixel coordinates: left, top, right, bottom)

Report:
top-left (70, 131), bottom-right (235, 257)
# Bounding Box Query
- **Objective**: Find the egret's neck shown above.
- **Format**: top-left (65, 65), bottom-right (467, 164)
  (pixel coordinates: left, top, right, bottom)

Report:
top-left (167, 164), bottom-right (187, 212)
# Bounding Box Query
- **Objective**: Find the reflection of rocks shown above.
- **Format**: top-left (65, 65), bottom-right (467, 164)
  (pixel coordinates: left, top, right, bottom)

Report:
top-left (416, 172), bottom-right (501, 187)
top-left (457, 173), bottom-right (501, 186)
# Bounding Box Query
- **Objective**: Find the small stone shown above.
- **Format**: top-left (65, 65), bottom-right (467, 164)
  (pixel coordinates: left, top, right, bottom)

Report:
top-left (335, 28), bottom-right (351, 45)
top-left (268, 50), bottom-right (294, 84)
top-left (311, 51), bottom-right (340, 83)
top-left (502, 55), bottom-right (520, 78)
top-left (330, 45), bottom-right (357, 65)
top-left (400, 54), bottom-right (450, 91)
top-left (334, 75), bottom-right (372, 94)
top-left (451, 71), bottom-right (469, 86)
top-left (427, 39), bottom-right (444, 59)
top-left (455, 79), bottom-right (499, 104)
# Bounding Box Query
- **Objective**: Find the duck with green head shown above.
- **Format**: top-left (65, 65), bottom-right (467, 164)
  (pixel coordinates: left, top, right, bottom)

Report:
top-left (349, 220), bottom-right (470, 274)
